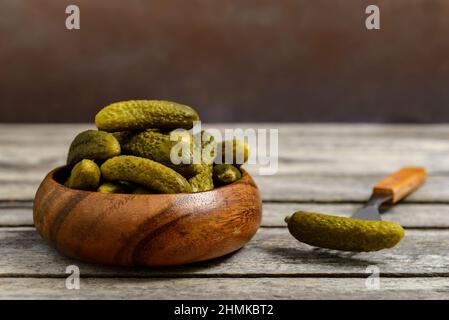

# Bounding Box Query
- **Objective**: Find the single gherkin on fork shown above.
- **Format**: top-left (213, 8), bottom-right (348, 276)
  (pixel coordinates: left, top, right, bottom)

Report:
top-left (285, 167), bottom-right (427, 252)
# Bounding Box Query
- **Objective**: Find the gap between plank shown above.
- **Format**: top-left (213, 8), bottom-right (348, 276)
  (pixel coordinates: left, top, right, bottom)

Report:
top-left (6, 200), bottom-right (449, 207)
top-left (2, 225), bottom-right (449, 231)
top-left (0, 273), bottom-right (448, 279)
top-left (3, 225), bottom-right (449, 231)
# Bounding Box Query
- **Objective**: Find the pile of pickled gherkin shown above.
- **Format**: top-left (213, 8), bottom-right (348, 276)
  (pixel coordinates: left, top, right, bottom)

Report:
top-left (63, 100), bottom-right (249, 194)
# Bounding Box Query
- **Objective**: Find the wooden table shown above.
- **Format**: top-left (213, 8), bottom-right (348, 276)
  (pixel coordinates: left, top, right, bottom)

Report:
top-left (1, 124), bottom-right (449, 299)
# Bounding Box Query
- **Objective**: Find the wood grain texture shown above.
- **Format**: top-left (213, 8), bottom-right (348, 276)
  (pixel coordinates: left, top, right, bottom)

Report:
top-left (255, 175), bottom-right (449, 202)
top-left (2, 124), bottom-right (449, 201)
top-left (3, 175), bottom-right (449, 202)
top-left (261, 203), bottom-right (449, 228)
top-left (3, 123), bottom-right (449, 178)
top-left (3, 203), bottom-right (449, 228)
top-left (373, 167), bottom-right (427, 204)
top-left (2, 124), bottom-right (449, 299)
top-left (33, 168), bottom-right (262, 266)
top-left (0, 207), bottom-right (33, 226)
top-left (2, 228), bottom-right (448, 277)
top-left (1, 277), bottom-right (448, 300)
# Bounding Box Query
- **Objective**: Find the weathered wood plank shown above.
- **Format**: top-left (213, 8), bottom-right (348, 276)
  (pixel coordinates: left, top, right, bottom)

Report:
top-left (1, 175), bottom-right (448, 202)
top-left (2, 123), bottom-right (449, 202)
top-left (0, 181), bottom-right (40, 202)
top-left (1, 125), bottom-right (447, 300)
top-left (3, 123), bottom-right (449, 135)
top-left (2, 124), bottom-right (449, 179)
top-left (1, 228), bottom-right (448, 277)
top-left (2, 158), bottom-right (448, 181)
top-left (0, 207), bottom-right (32, 226)
top-left (255, 175), bottom-right (449, 202)
top-left (5, 123), bottom-right (449, 143)
top-left (262, 203), bottom-right (449, 228)
top-left (2, 123), bottom-right (449, 163)
top-left (1, 277), bottom-right (448, 299)
top-left (3, 203), bottom-right (449, 228)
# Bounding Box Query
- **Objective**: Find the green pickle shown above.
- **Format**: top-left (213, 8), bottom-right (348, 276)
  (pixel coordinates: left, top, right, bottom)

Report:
top-left (62, 99), bottom-right (250, 195)
top-left (213, 164), bottom-right (242, 185)
top-left (113, 129), bottom-right (161, 146)
top-left (189, 164), bottom-right (214, 192)
top-left (65, 159), bottom-right (101, 190)
top-left (100, 155), bottom-right (192, 194)
top-left (67, 130), bottom-right (121, 167)
top-left (112, 131), bottom-right (135, 146)
top-left (95, 100), bottom-right (200, 132)
top-left (123, 129), bottom-right (215, 178)
top-left (196, 130), bottom-right (216, 165)
top-left (97, 182), bottom-right (126, 194)
top-left (285, 211), bottom-right (405, 252)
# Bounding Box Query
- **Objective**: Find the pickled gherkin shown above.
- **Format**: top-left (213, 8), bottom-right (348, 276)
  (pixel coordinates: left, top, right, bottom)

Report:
top-left (194, 130), bottom-right (217, 165)
top-left (65, 159), bottom-right (101, 190)
top-left (61, 99), bottom-right (247, 194)
top-left (112, 131), bottom-right (135, 146)
top-left (113, 129), bottom-right (161, 146)
top-left (97, 182), bottom-right (126, 194)
top-left (100, 155), bottom-right (192, 194)
top-left (213, 164), bottom-right (242, 185)
top-left (95, 100), bottom-right (200, 132)
top-left (285, 211), bottom-right (405, 252)
top-left (67, 130), bottom-right (121, 167)
top-left (122, 129), bottom-right (203, 178)
top-left (189, 164), bottom-right (214, 192)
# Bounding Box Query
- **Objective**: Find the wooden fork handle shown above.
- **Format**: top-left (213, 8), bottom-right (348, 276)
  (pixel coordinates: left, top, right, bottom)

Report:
top-left (373, 167), bottom-right (427, 204)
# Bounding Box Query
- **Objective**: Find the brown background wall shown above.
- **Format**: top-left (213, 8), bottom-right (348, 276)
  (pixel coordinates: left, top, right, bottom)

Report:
top-left (1, 0), bottom-right (448, 123)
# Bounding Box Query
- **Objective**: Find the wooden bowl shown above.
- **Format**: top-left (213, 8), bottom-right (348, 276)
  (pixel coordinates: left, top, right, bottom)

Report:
top-left (33, 167), bottom-right (262, 267)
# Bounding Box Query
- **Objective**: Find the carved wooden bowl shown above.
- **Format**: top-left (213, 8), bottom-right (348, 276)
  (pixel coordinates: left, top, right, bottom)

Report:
top-left (33, 167), bottom-right (262, 267)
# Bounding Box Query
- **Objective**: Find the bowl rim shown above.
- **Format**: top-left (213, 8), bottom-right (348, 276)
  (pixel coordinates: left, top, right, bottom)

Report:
top-left (45, 166), bottom-right (255, 198)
